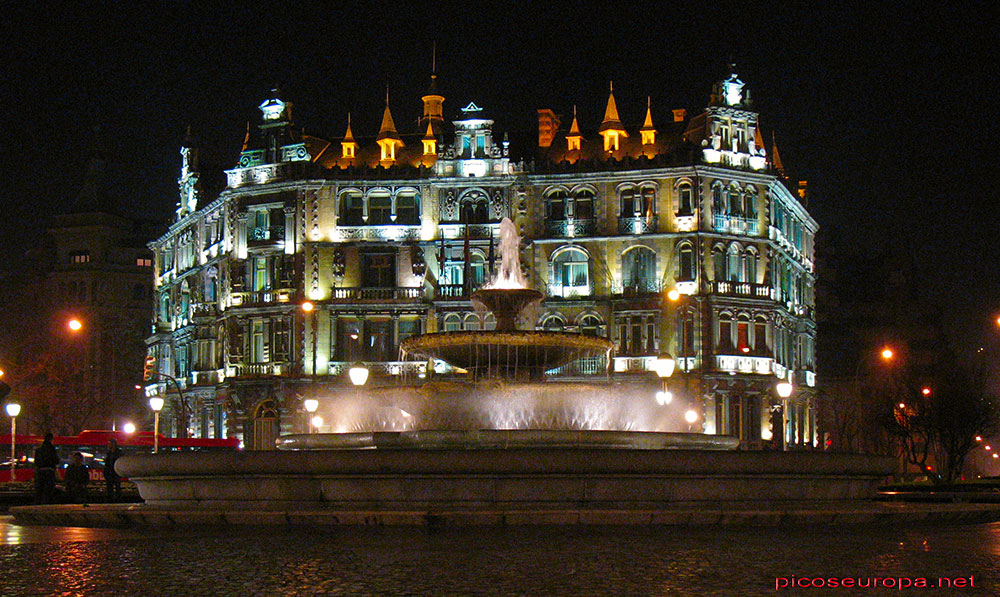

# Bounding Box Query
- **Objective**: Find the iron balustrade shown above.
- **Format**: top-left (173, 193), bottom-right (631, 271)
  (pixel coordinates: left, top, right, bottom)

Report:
top-left (330, 287), bottom-right (425, 301)
top-left (710, 280), bottom-right (774, 299)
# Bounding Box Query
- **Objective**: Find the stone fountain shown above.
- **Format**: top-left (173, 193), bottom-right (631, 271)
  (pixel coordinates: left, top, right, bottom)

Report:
top-left (56, 218), bottom-right (903, 527)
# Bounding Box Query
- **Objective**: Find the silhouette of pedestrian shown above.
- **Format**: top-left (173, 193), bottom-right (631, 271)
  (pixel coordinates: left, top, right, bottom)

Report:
top-left (65, 451), bottom-right (89, 504)
top-left (105, 438), bottom-right (122, 502)
top-left (33, 433), bottom-right (59, 504)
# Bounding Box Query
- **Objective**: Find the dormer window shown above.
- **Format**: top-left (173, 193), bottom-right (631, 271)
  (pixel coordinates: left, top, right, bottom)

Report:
top-left (603, 130), bottom-right (622, 152)
top-left (342, 142), bottom-right (355, 159)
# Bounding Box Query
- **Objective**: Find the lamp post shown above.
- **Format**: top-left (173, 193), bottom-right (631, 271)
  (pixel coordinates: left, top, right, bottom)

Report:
top-left (6, 402), bottom-right (20, 482)
top-left (301, 301), bottom-right (318, 378)
top-left (149, 397), bottom-right (164, 453)
top-left (349, 363), bottom-right (369, 404)
top-left (304, 398), bottom-right (319, 433)
top-left (654, 353), bottom-right (675, 405)
top-left (776, 380), bottom-right (793, 450)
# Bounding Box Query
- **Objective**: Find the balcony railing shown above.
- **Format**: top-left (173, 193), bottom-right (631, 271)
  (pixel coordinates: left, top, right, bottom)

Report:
top-left (545, 218), bottom-right (595, 238)
top-left (546, 356), bottom-right (607, 377)
top-left (547, 284), bottom-right (591, 299)
top-left (191, 303), bottom-right (219, 319)
top-left (336, 225), bottom-right (422, 242)
top-left (229, 288), bottom-right (297, 307)
top-left (714, 354), bottom-right (773, 375)
top-left (713, 215), bottom-right (759, 236)
top-left (330, 287), bottom-right (425, 301)
top-left (710, 281), bottom-right (774, 299)
top-left (229, 362), bottom-right (295, 378)
top-left (618, 215), bottom-right (658, 235)
top-left (249, 226), bottom-right (285, 242)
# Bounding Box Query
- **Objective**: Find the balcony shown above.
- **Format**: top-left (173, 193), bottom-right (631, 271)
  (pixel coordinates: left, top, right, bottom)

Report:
top-left (248, 226), bottom-right (285, 244)
top-left (190, 302), bottom-right (219, 320)
top-left (545, 218), bottom-right (595, 238)
top-left (714, 354), bottom-right (773, 375)
top-left (229, 289), bottom-right (297, 307)
top-left (228, 362), bottom-right (296, 378)
top-left (713, 215), bottom-right (759, 236)
top-left (336, 225), bottom-right (422, 242)
top-left (710, 281), bottom-right (774, 299)
top-left (330, 287), bottom-right (425, 302)
top-left (618, 215), bottom-right (658, 235)
top-left (547, 283), bottom-right (591, 299)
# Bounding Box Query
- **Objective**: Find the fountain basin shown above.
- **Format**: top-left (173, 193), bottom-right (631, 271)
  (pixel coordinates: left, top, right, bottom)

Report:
top-left (276, 430), bottom-right (739, 450)
top-left (400, 332), bottom-right (613, 379)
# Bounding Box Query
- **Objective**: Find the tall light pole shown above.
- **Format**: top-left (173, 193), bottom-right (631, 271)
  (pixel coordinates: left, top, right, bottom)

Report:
top-left (6, 402), bottom-right (20, 482)
top-left (776, 381), bottom-right (793, 449)
top-left (301, 301), bottom-right (318, 379)
top-left (654, 353), bottom-right (675, 406)
top-left (149, 397), bottom-right (164, 453)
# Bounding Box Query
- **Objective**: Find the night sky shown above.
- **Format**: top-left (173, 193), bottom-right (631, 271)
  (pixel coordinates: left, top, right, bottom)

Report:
top-left (3, 4), bottom-right (996, 343)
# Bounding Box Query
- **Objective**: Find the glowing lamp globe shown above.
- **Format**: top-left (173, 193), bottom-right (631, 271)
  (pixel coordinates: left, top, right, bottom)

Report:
top-left (655, 391), bottom-right (673, 406)
top-left (68, 319), bottom-right (83, 332)
top-left (654, 354), bottom-right (676, 379)
top-left (301, 301), bottom-right (314, 313)
top-left (311, 415), bottom-right (323, 429)
top-left (348, 365), bottom-right (369, 387)
top-left (303, 399), bottom-right (319, 413)
top-left (149, 397), bottom-right (165, 412)
top-left (776, 382), bottom-right (793, 399)
top-left (666, 288), bottom-right (681, 302)
top-left (123, 422), bottom-right (136, 434)
top-left (684, 409), bottom-right (699, 424)
top-left (5, 403), bottom-right (20, 417)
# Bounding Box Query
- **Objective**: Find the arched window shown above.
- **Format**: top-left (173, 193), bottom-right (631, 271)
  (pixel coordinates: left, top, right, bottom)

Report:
top-left (464, 313), bottom-right (482, 331)
top-left (460, 194), bottom-right (489, 224)
top-left (396, 192), bottom-right (420, 225)
top-left (678, 243), bottom-right (695, 282)
top-left (712, 184), bottom-right (724, 214)
top-left (753, 316), bottom-right (769, 352)
top-left (736, 314), bottom-right (750, 353)
top-left (727, 186), bottom-right (742, 216)
top-left (253, 399), bottom-right (280, 451)
top-left (718, 312), bottom-right (734, 351)
top-left (712, 246), bottom-right (726, 282)
top-left (482, 313), bottom-right (497, 331)
top-left (541, 314), bottom-right (566, 331)
top-left (443, 313), bottom-right (462, 332)
top-left (574, 189), bottom-right (594, 220)
top-left (546, 189), bottom-right (567, 221)
top-left (579, 314), bottom-right (603, 337)
top-left (744, 249), bottom-right (758, 283)
top-left (743, 189), bottom-right (757, 220)
top-left (622, 246), bottom-right (657, 294)
top-left (727, 245), bottom-right (742, 282)
top-left (550, 247), bottom-right (590, 298)
top-left (677, 183), bottom-right (694, 215)
top-left (621, 186), bottom-right (654, 219)
top-left (368, 193), bottom-right (392, 225)
top-left (340, 192), bottom-right (363, 226)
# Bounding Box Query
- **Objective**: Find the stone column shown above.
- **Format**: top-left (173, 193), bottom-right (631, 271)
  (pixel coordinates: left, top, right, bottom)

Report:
top-left (283, 206), bottom-right (296, 255)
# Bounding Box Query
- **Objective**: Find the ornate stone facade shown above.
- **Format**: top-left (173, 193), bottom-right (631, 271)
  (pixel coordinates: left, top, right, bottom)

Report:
top-left (147, 70), bottom-right (817, 450)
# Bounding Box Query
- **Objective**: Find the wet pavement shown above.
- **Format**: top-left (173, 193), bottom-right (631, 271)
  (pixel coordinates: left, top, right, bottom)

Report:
top-left (2, 515), bottom-right (999, 595)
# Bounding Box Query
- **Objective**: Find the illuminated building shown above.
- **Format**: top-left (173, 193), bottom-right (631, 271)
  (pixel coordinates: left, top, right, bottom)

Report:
top-left (147, 68), bottom-right (817, 449)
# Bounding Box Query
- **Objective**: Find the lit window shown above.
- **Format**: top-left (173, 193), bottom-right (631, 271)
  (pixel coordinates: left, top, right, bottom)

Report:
top-left (70, 251), bottom-right (90, 264)
top-left (136, 257), bottom-right (153, 267)
top-left (551, 248), bottom-right (590, 298)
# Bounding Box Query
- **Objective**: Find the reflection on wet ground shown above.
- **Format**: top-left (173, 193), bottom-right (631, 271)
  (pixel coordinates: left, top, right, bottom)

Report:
top-left (2, 516), bottom-right (999, 595)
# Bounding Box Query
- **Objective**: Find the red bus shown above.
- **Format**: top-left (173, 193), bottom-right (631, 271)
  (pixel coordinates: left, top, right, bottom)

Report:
top-left (0, 430), bottom-right (240, 482)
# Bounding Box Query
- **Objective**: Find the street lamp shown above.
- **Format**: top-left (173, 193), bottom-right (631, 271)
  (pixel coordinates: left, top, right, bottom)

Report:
top-left (149, 396), bottom-right (164, 454)
top-left (6, 402), bottom-right (20, 482)
top-left (304, 398), bottom-right (319, 433)
top-left (881, 347), bottom-right (894, 361)
top-left (311, 415), bottom-right (324, 431)
top-left (684, 409), bottom-right (699, 431)
top-left (301, 301), bottom-right (318, 378)
top-left (67, 318), bottom-right (83, 332)
top-left (776, 381), bottom-right (793, 450)
top-left (123, 422), bottom-right (136, 434)
top-left (349, 363), bottom-right (369, 387)
top-left (654, 353), bottom-right (675, 406)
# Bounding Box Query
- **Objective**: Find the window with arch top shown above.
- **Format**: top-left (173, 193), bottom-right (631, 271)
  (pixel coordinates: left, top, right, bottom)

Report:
top-left (622, 246), bottom-right (658, 294)
top-left (550, 247), bottom-right (590, 298)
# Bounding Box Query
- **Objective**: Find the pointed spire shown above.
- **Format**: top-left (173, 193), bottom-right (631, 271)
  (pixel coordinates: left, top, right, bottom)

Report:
top-left (377, 88), bottom-right (404, 161)
top-left (341, 113), bottom-right (357, 159)
top-left (567, 106), bottom-right (582, 152)
top-left (771, 131), bottom-right (786, 177)
top-left (640, 97), bottom-right (656, 145)
top-left (344, 112), bottom-right (355, 141)
top-left (422, 120), bottom-right (437, 156)
top-left (241, 122), bottom-right (251, 152)
top-left (599, 82), bottom-right (627, 152)
top-left (377, 88), bottom-right (401, 142)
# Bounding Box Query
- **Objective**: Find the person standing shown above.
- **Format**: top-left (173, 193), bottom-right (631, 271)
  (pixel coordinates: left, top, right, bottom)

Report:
top-left (33, 433), bottom-right (59, 504)
top-left (104, 438), bottom-right (122, 502)
top-left (65, 452), bottom-right (89, 504)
